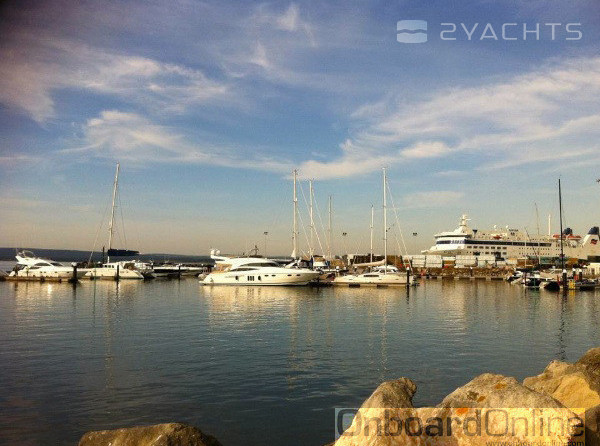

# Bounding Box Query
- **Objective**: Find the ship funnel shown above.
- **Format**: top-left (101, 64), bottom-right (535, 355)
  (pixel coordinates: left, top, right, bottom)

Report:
top-left (588, 227), bottom-right (599, 235)
top-left (562, 227), bottom-right (573, 236)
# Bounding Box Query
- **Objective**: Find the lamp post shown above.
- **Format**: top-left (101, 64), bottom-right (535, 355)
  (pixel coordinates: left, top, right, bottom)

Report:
top-left (412, 232), bottom-right (418, 255)
top-left (263, 231), bottom-right (269, 258)
top-left (342, 232), bottom-right (348, 264)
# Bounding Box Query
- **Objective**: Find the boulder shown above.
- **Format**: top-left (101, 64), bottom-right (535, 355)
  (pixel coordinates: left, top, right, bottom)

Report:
top-left (440, 373), bottom-right (565, 409)
top-left (334, 374), bottom-right (582, 446)
top-left (585, 404), bottom-right (600, 446)
top-left (359, 377), bottom-right (417, 410)
top-left (523, 348), bottom-right (600, 414)
top-left (78, 423), bottom-right (222, 446)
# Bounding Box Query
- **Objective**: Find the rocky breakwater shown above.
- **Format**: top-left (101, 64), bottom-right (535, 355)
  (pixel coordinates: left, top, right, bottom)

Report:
top-left (334, 347), bottom-right (600, 446)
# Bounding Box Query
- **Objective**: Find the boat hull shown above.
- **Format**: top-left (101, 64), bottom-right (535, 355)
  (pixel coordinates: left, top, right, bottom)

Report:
top-left (333, 273), bottom-right (411, 287)
top-left (83, 268), bottom-right (144, 280)
top-left (202, 271), bottom-right (320, 286)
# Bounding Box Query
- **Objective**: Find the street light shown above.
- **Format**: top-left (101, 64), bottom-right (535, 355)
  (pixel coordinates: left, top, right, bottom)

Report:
top-left (412, 232), bottom-right (418, 255)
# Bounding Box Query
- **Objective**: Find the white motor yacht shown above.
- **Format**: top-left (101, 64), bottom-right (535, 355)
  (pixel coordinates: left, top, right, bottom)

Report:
top-left (201, 251), bottom-right (320, 286)
top-left (9, 250), bottom-right (86, 281)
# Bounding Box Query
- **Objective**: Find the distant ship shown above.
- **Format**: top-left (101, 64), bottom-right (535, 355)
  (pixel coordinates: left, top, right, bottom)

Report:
top-left (424, 215), bottom-right (600, 260)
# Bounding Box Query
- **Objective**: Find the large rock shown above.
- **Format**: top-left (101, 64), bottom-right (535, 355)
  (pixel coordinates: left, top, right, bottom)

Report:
top-left (585, 404), bottom-right (600, 446)
top-left (78, 423), bottom-right (222, 446)
top-left (359, 377), bottom-right (417, 410)
top-left (523, 348), bottom-right (600, 414)
top-left (334, 374), bottom-right (583, 446)
top-left (440, 373), bottom-right (566, 409)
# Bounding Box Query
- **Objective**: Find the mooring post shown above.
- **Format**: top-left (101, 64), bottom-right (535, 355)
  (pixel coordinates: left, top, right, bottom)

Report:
top-left (178, 265), bottom-right (182, 280)
top-left (70, 263), bottom-right (78, 284)
top-left (115, 264), bottom-right (120, 282)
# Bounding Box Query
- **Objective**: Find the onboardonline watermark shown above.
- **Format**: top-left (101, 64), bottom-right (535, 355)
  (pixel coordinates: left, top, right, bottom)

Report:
top-left (335, 407), bottom-right (585, 443)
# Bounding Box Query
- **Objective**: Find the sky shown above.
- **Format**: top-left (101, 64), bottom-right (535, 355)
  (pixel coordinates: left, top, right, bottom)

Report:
top-left (1, 0), bottom-right (600, 256)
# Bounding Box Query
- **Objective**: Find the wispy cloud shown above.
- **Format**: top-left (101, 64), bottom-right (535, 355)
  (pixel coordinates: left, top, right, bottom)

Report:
top-left (63, 110), bottom-right (293, 172)
top-left (299, 56), bottom-right (600, 179)
top-left (0, 37), bottom-right (231, 123)
top-left (403, 191), bottom-right (465, 209)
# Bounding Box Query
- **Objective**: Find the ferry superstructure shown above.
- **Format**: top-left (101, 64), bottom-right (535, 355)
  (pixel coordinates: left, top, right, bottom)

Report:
top-left (424, 215), bottom-right (600, 260)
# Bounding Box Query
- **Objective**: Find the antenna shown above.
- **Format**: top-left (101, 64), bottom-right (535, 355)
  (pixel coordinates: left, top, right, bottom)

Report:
top-left (535, 202), bottom-right (540, 236)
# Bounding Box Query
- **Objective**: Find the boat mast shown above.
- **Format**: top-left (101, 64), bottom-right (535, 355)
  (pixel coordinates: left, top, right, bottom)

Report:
top-left (309, 179), bottom-right (314, 259)
top-left (292, 169), bottom-right (298, 259)
top-left (548, 213), bottom-right (551, 236)
top-left (328, 195), bottom-right (332, 260)
top-left (108, 162), bottom-right (120, 253)
top-left (370, 204), bottom-right (374, 263)
top-left (383, 168), bottom-right (387, 274)
top-left (558, 179), bottom-right (566, 288)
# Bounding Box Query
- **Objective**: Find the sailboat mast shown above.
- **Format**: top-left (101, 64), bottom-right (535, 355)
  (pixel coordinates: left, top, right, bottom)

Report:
top-left (558, 179), bottom-right (566, 282)
top-left (328, 195), bottom-right (332, 260)
top-left (108, 162), bottom-right (120, 251)
top-left (309, 179), bottom-right (314, 258)
top-left (548, 214), bottom-right (551, 236)
top-left (292, 170), bottom-right (298, 258)
top-left (383, 168), bottom-right (387, 274)
top-left (370, 204), bottom-right (374, 263)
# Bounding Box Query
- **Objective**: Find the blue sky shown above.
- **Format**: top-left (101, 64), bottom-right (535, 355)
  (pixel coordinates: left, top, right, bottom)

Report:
top-left (1, 0), bottom-right (600, 256)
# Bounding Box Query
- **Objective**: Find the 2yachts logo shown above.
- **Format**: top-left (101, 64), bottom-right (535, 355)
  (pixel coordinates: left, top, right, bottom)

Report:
top-left (397, 21), bottom-right (583, 43)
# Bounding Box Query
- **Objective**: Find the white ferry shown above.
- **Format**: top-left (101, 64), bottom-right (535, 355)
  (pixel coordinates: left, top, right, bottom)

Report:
top-left (424, 215), bottom-right (600, 260)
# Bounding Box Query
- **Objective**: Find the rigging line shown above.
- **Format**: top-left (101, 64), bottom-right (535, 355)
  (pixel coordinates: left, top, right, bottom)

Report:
top-left (296, 191), bottom-right (311, 257)
top-left (88, 197), bottom-right (111, 264)
top-left (299, 180), bottom-right (325, 256)
top-left (298, 181), bottom-right (315, 253)
top-left (118, 186), bottom-right (128, 249)
top-left (386, 182), bottom-right (408, 255)
top-left (313, 197), bottom-right (330, 256)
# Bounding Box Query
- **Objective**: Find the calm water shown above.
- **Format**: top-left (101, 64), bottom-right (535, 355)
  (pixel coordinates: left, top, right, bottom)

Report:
top-left (0, 278), bottom-right (599, 445)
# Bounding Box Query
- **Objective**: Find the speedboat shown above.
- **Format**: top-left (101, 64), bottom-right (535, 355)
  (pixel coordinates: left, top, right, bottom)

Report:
top-left (201, 251), bottom-right (321, 286)
top-left (9, 250), bottom-right (86, 281)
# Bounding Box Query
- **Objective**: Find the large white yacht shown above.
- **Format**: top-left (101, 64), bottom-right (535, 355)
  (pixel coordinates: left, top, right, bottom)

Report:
top-left (201, 251), bottom-right (321, 286)
top-left (424, 214), bottom-right (600, 260)
top-left (9, 250), bottom-right (87, 281)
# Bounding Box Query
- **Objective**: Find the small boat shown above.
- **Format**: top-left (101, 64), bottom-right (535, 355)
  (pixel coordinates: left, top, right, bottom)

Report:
top-left (333, 269), bottom-right (412, 287)
top-left (8, 250), bottom-right (86, 281)
top-left (201, 251), bottom-right (320, 286)
top-left (333, 168), bottom-right (413, 287)
top-left (84, 261), bottom-right (145, 280)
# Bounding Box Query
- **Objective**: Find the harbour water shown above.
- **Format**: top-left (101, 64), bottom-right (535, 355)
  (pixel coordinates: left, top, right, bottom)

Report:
top-left (0, 278), bottom-right (598, 445)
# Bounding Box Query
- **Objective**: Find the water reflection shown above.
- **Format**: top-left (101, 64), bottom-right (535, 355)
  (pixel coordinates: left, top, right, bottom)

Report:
top-left (0, 280), bottom-right (598, 446)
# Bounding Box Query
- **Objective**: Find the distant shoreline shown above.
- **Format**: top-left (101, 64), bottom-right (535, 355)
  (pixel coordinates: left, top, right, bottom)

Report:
top-left (0, 247), bottom-right (212, 263)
